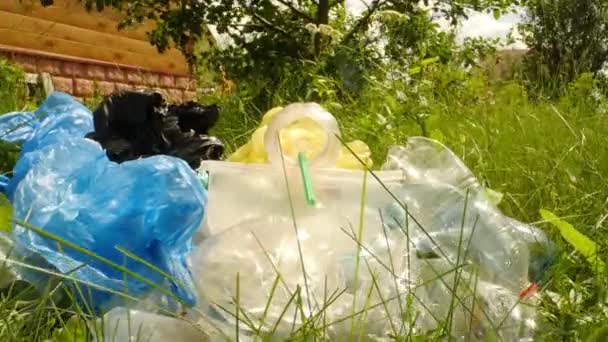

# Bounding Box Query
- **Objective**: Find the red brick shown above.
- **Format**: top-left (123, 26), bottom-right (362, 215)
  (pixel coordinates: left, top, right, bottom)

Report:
top-left (115, 83), bottom-right (133, 92)
top-left (106, 67), bottom-right (125, 82)
top-left (93, 81), bottom-right (115, 95)
top-left (60, 62), bottom-right (83, 77)
top-left (175, 76), bottom-right (194, 90)
top-left (166, 89), bottom-right (184, 102)
top-left (85, 65), bottom-right (106, 81)
top-left (144, 73), bottom-right (160, 87)
top-left (38, 58), bottom-right (62, 75)
top-left (12, 54), bottom-right (37, 72)
top-left (183, 90), bottom-right (197, 101)
top-left (159, 75), bottom-right (175, 88)
top-left (74, 78), bottom-right (95, 96)
top-left (52, 76), bottom-right (73, 93)
top-left (126, 70), bottom-right (143, 84)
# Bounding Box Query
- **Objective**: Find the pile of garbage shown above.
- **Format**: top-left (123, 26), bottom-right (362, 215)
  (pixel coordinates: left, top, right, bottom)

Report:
top-left (0, 92), bottom-right (554, 341)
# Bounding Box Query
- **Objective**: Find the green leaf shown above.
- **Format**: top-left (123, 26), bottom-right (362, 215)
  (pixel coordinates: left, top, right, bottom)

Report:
top-left (420, 56), bottom-right (440, 66)
top-left (493, 8), bottom-right (501, 20)
top-left (485, 188), bottom-right (503, 206)
top-left (408, 66), bottom-right (421, 75)
top-left (52, 315), bottom-right (87, 342)
top-left (429, 129), bottom-right (445, 144)
top-left (0, 193), bottom-right (12, 233)
top-left (540, 209), bottom-right (605, 274)
top-left (587, 325), bottom-right (608, 342)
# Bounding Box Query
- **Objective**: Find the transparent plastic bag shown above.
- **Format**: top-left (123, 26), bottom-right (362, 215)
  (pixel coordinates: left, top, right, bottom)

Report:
top-left (98, 307), bottom-right (210, 342)
top-left (192, 104), bottom-right (550, 340)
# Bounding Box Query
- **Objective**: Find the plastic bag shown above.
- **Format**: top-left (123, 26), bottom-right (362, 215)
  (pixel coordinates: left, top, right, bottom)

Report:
top-left (192, 103), bottom-right (550, 340)
top-left (0, 111), bottom-right (38, 143)
top-left (3, 92), bottom-right (94, 199)
top-left (226, 104), bottom-right (373, 169)
top-left (86, 91), bottom-right (224, 169)
top-left (0, 233), bottom-right (16, 289)
top-left (1, 92), bottom-right (205, 312)
top-left (98, 307), bottom-right (210, 342)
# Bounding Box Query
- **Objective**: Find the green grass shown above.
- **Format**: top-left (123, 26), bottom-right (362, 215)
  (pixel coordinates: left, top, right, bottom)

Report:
top-left (0, 58), bottom-right (607, 340)
top-left (204, 67), bottom-right (608, 340)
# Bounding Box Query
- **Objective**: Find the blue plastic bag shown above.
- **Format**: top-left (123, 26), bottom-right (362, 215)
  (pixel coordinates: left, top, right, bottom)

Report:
top-left (3, 92), bottom-right (94, 199)
top-left (0, 111), bottom-right (38, 143)
top-left (2, 92), bottom-right (205, 312)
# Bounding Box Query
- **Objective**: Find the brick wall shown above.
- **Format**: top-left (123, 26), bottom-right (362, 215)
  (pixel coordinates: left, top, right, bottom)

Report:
top-left (0, 47), bottom-right (198, 103)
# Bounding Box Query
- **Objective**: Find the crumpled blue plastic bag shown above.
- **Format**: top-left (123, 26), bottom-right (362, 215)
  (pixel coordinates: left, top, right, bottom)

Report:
top-left (2, 92), bottom-right (94, 199)
top-left (1, 92), bottom-right (205, 312)
top-left (0, 111), bottom-right (38, 143)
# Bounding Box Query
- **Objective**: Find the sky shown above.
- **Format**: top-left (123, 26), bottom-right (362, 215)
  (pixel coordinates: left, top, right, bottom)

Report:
top-left (209, 1), bottom-right (526, 49)
top-left (345, 0), bottom-right (526, 48)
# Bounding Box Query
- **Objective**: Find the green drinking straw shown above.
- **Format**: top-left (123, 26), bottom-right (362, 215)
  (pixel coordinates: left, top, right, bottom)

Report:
top-left (297, 152), bottom-right (316, 206)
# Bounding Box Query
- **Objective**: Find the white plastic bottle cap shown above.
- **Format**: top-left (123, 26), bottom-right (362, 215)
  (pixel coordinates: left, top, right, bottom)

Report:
top-left (264, 103), bottom-right (341, 168)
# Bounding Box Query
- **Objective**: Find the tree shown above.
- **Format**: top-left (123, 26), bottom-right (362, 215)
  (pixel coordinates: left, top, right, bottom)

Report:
top-left (519, 0), bottom-right (608, 89)
top-left (40, 1), bottom-right (515, 73)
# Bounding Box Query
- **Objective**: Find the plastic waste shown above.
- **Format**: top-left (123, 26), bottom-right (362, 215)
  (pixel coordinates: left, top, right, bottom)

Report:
top-left (0, 92), bottom-right (206, 312)
top-left (0, 111), bottom-right (38, 143)
top-left (226, 103), bottom-right (373, 169)
top-left (3, 92), bottom-right (95, 198)
top-left (86, 91), bottom-right (224, 170)
top-left (0, 175), bottom-right (9, 194)
top-left (0, 233), bottom-right (16, 289)
top-left (192, 103), bottom-right (550, 340)
top-left (99, 307), bottom-right (210, 342)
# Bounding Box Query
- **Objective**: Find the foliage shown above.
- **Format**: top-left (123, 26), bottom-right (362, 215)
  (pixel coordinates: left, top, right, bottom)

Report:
top-left (519, 0), bottom-right (608, 93)
top-left (0, 194), bottom-right (11, 233)
top-left (0, 59), bottom-right (26, 114)
top-left (0, 59), bottom-right (25, 176)
top-left (540, 209), bottom-right (605, 275)
top-left (35, 0), bottom-right (517, 104)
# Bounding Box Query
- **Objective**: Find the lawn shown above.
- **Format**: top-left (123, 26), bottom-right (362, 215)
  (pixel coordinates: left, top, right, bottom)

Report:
top-left (1, 59), bottom-right (607, 341)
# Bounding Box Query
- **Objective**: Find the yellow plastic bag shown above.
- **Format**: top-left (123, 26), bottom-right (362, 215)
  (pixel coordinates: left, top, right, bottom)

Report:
top-left (227, 106), bottom-right (373, 169)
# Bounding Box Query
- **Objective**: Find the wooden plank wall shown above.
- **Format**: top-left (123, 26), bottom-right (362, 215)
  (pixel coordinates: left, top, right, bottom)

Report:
top-left (0, 0), bottom-right (191, 75)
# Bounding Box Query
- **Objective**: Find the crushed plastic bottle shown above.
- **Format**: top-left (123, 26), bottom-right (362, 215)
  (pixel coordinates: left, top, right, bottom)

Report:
top-left (226, 103), bottom-right (373, 169)
top-left (192, 103), bottom-right (551, 341)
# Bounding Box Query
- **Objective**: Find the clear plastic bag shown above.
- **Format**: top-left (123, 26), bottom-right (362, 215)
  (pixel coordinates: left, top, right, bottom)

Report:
top-left (98, 307), bottom-right (210, 342)
top-left (192, 104), bottom-right (550, 340)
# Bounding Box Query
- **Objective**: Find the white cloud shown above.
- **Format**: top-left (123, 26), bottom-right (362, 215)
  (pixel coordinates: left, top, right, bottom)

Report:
top-left (345, 0), bottom-right (525, 48)
top-left (209, 1), bottom-right (526, 49)
top-left (455, 10), bottom-right (526, 49)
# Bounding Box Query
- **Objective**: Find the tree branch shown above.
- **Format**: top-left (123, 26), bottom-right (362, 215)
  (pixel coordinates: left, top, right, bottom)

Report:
top-left (317, 0), bottom-right (329, 24)
top-left (275, 0), bottom-right (315, 22)
top-left (341, 0), bottom-right (385, 44)
top-left (250, 11), bottom-right (289, 35)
